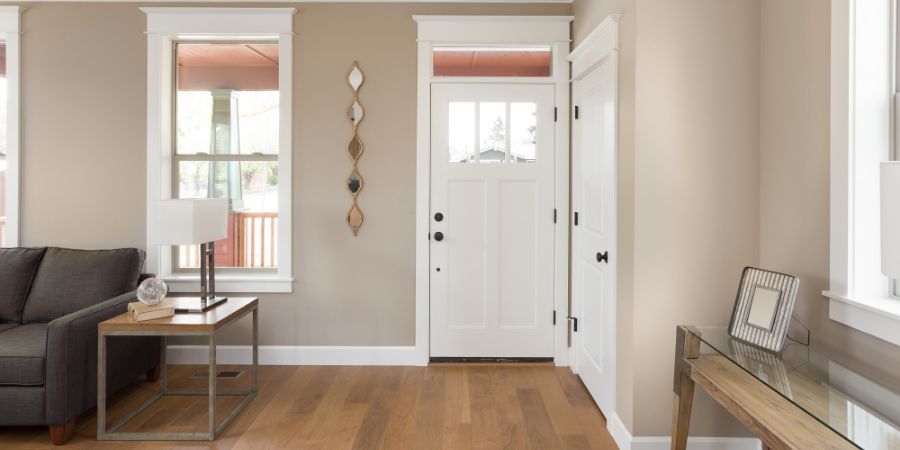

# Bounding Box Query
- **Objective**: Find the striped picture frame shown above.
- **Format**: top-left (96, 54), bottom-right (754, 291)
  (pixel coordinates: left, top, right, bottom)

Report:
top-left (727, 267), bottom-right (800, 353)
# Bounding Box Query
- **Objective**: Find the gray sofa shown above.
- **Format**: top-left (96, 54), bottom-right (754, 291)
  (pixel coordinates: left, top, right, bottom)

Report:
top-left (0, 247), bottom-right (161, 445)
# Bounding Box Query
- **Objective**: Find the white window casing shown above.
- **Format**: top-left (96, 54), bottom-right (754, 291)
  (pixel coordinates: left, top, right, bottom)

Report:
top-left (826, 0), bottom-right (900, 346)
top-left (143, 8), bottom-right (295, 293)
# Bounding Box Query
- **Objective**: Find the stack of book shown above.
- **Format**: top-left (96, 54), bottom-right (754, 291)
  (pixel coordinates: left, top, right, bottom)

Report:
top-left (128, 299), bottom-right (175, 322)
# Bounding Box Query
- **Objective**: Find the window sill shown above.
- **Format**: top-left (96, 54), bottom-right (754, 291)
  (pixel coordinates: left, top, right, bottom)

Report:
top-left (162, 275), bottom-right (294, 294)
top-left (822, 291), bottom-right (900, 346)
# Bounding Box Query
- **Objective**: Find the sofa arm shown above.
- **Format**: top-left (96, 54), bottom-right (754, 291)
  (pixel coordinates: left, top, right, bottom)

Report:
top-left (45, 292), bottom-right (161, 425)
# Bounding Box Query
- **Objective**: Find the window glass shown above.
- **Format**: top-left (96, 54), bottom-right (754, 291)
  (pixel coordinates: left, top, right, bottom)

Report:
top-left (449, 101), bottom-right (537, 164)
top-left (479, 102), bottom-right (506, 163)
top-left (448, 102), bottom-right (476, 163)
top-left (0, 43), bottom-right (7, 247)
top-left (433, 47), bottom-right (552, 77)
top-left (510, 102), bottom-right (537, 163)
top-left (176, 43), bottom-right (279, 155)
top-left (174, 42), bottom-right (279, 269)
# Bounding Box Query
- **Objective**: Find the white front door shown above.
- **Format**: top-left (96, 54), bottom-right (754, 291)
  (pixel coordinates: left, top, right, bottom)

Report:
top-left (430, 83), bottom-right (556, 358)
top-left (572, 56), bottom-right (617, 413)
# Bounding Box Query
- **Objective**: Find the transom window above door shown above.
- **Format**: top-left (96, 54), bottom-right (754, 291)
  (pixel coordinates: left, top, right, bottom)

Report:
top-left (448, 101), bottom-right (538, 164)
top-left (433, 46), bottom-right (552, 77)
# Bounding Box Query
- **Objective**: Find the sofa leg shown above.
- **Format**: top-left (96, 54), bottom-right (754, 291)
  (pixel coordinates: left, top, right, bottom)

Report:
top-left (146, 365), bottom-right (160, 382)
top-left (49, 420), bottom-right (75, 445)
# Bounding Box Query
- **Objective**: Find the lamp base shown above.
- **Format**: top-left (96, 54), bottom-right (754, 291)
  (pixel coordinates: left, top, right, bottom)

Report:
top-left (174, 296), bottom-right (228, 314)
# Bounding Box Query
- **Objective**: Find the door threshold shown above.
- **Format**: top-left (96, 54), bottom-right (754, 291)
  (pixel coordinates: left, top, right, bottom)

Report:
top-left (430, 357), bottom-right (553, 364)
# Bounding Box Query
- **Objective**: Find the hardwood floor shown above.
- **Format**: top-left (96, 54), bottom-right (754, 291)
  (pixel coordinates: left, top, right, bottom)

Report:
top-left (0, 364), bottom-right (618, 449)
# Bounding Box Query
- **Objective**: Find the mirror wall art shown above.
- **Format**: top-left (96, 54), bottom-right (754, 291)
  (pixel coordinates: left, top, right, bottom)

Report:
top-left (346, 62), bottom-right (365, 235)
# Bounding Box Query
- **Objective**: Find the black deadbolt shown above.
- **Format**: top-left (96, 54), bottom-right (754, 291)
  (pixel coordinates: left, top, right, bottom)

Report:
top-left (434, 232), bottom-right (444, 242)
top-left (434, 212), bottom-right (444, 222)
top-left (596, 251), bottom-right (609, 264)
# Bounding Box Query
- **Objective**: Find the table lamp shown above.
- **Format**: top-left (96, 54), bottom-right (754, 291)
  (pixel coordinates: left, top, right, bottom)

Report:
top-left (155, 199), bottom-right (228, 313)
top-left (881, 162), bottom-right (900, 278)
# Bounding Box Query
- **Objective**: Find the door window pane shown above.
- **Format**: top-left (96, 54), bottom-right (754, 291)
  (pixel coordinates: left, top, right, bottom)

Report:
top-left (433, 47), bottom-right (552, 77)
top-left (479, 102), bottom-right (507, 163)
top-left (449, 100), bottom-right (539, 164)
top-left (448, 102), bottom-right (476, 163)
top-left (510, 102), bottom-right (537, 163)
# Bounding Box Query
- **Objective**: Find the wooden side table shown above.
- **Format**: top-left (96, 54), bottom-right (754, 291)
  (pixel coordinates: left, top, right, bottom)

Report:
top-left (671, 326), bottom-right (870, 450)
top-left (97, 297), bottom-right (259, 441)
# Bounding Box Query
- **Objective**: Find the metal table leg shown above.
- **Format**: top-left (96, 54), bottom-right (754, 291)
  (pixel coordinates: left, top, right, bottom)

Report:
top-left (160, 336), bottom-right (167, 393)
top-left (208, 333), bottom-right (216, 441)
top-left (97, 332), bottom-right (107, 438)
top-left (253, 307), bottom-right (259, 393)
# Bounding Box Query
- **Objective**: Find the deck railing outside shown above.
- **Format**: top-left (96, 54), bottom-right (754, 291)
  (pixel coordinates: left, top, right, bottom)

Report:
top-left (179, 212), bottom-right (278, 269)
top-left (236, 212), bottom-right (278, 268)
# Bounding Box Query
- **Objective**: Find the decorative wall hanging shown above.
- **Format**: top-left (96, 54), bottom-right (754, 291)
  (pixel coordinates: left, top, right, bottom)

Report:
top-left (346, 62), bottom-right (365, 235)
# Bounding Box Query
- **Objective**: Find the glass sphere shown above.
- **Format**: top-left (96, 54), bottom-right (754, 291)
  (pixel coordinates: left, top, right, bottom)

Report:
top-left (137, 278), bottom-right (168, 306)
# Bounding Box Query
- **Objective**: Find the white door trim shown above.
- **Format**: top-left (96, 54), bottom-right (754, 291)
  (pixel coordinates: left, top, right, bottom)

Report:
top-left (414, 15), bottom-right (572, 365)
top-left (567, 10), bottom-right (620, 430)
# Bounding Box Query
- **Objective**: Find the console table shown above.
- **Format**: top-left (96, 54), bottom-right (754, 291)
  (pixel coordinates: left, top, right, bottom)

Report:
top-left (672, 326), bottom-right (900, 450)
top-left (97, 297), bottom-right (258, 441)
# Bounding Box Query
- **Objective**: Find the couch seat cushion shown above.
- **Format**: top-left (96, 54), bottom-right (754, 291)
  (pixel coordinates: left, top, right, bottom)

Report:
top-left (0, 324), bottom-right (47, 386)
top-left (22, 247), bottom-right (145, 323)
top-left (0, 248), bottom-right (47, 323)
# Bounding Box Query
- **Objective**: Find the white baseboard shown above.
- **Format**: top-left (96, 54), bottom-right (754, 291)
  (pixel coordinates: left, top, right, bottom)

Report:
top-left (608, 412), bottom-right (761, 450)
top-left (166, 345), bottom-right (424, 366)
top-left (608, 412), bottom-right (633, 449)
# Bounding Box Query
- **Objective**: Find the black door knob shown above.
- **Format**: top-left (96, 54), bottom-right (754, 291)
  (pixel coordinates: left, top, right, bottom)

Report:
top-left (434, 232), bottom-right (444, 242)
top-left (435, 212), bottom-right (444, 222)
top-left (596, 251), bottom-right (609, 263)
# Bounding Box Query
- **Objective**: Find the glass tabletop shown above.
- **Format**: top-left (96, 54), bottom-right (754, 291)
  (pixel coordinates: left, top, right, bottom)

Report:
top-left (691, 327), bottom-right (900, 450)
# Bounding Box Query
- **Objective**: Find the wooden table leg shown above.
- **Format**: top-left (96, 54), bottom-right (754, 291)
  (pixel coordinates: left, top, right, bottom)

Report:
top-left (671, 326), bottom-right (701, 450)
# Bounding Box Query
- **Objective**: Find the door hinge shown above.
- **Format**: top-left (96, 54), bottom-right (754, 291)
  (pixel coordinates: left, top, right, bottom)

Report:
top-left (568, 316), bottom-right (579, 332)
top-left (427, 232), bottom-right (431, 241)
top-left (553, 310), bottom-right (557, 325)
top-left (574, 211), bottom-right (579, 226)
top-left (554, 107), bottom-right (558, 122)
top-left (575, 106), bottom-right (580, 120)
top-left (553, 208), bottom-right (557, 224)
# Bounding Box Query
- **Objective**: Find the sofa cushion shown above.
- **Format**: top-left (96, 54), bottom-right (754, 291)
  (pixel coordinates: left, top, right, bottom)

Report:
top-left (22, 248), bottom-right (145, 323)
top-left (0, 248), bottom-right (47, 323)
top-left (0, 324), bottom-right (47, 386)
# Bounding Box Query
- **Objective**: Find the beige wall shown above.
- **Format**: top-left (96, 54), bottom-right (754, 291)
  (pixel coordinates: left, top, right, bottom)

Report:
top-left (574, 0), bottom-right (760, 437)
top-left (632, 0), bottom-right (760, 436)
top-left (19, 2), bottom-right (571, 346)
top-left (759, 0), bottom-right (900, 381)
top-left (573, 0), bottom-right (637, 433)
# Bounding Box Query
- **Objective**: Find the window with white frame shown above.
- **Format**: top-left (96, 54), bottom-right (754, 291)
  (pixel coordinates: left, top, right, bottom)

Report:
top-left (0, 7), bottom-right (19, 248)
top-left (143, 8), bottom-right (294, 293)
top-left (826, 0), bottom-right (900, 345)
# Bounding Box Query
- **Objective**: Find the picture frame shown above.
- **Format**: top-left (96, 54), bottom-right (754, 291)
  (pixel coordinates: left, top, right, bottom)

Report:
top-left (728, 267), bottom-right (800, 353)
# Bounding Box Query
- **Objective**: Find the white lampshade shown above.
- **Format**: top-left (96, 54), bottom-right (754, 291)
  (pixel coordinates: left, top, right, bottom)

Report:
top-left (881, 162), bottom-right (900, 278)
top-left (154, 199), bottom-right (228, 245)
